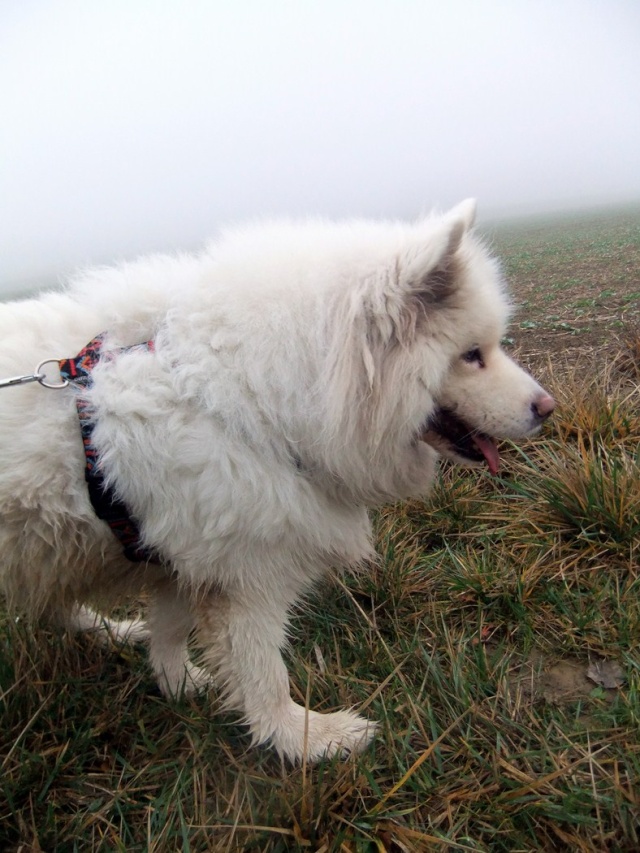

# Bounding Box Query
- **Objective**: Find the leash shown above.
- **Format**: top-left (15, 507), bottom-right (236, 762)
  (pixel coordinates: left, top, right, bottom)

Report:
top-left (1, 337), bottom-right (159, 564)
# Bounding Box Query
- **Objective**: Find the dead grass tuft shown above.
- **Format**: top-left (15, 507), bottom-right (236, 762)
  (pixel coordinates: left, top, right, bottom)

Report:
top-left (611, 323), bottom-right (640, 381)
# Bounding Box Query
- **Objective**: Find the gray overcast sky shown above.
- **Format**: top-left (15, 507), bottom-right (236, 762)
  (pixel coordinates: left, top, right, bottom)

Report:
top-left (1, 0), bottom-right (640, 294)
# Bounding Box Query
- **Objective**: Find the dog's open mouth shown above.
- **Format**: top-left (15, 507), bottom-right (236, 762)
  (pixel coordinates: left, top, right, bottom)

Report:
top-left (421, 408), bottom-right (500, 475)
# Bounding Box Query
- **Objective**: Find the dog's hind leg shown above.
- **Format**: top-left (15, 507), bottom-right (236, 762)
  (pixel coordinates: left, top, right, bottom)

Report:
top-left (67, 604), bottom-right (150, 644)
top-left (147, 579), bottom-right (211, 698)
top-left (198, 588), bottom-right (376, 763)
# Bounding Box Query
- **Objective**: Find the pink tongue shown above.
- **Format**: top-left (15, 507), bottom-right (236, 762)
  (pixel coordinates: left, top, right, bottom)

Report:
top-left (472, 435), bottom-right (500, 475)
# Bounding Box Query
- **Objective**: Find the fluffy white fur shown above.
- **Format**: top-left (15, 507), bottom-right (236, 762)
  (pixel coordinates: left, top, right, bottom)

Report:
top-left (0, 200), bottom-right (553, 762)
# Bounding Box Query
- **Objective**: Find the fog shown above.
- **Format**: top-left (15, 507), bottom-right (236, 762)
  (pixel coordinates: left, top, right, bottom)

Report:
top-left (2, 0), bottom-right (639, 296)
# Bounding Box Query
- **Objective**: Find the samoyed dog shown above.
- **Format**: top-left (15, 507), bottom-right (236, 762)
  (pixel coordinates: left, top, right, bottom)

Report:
top-left (0, 200), bottom-right (554, 762)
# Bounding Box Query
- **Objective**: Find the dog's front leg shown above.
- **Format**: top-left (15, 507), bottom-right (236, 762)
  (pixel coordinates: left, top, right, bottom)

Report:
top-left (198, 589), bottom-right (376, 763)
top-left (147, 578), bottom-right (212, 698)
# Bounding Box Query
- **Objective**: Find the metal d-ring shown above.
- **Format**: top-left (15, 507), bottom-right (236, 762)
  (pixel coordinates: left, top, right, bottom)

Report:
top-left (35, 358), bottom-right (69, 389)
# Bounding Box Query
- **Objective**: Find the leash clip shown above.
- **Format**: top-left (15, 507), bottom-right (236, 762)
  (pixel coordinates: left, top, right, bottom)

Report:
top-left (0, 372), bottom-right (43, 388)
top-left (0, 359), bottom-right (69, 390)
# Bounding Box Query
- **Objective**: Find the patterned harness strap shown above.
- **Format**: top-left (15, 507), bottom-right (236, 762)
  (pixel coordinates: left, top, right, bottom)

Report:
top-left (59, 335), bottom-right (160, 564)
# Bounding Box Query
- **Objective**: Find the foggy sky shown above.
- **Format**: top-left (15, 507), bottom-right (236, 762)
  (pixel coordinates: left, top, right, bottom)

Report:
top-left (2, 0), bottom-right (640, 296)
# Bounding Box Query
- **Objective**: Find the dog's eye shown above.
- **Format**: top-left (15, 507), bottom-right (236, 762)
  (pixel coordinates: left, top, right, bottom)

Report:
top-left (462, 347), bottom-right (484, 367)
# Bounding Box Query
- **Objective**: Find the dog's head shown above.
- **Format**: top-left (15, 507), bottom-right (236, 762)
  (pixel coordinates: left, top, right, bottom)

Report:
top-left (315, 199), bottom-right (554, 500)
top-left (408, 200), bottom-right (554, 474)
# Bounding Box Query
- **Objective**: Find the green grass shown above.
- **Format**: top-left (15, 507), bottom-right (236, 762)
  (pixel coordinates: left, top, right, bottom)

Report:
top-left (2, 211), bottom-right (640, 851)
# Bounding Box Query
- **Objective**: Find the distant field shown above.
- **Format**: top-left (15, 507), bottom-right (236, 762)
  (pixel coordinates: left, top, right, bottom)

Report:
top-left (485, 205), bottom-right (640, 366)
top-left (1, 208), bottom-right (639, 852)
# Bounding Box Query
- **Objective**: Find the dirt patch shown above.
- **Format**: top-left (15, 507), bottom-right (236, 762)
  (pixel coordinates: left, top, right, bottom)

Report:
top-left (540, 659), bottom-right (596, 703)
top-left (510, 653), bottom-right (625, 707)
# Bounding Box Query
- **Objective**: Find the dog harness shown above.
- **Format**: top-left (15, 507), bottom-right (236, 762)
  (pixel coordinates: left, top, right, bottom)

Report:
top-left (59, 335), bottom-right (160, 564)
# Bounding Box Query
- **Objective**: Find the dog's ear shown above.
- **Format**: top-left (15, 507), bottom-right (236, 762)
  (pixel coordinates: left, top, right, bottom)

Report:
top-left (447, 197), bottom-right (477, 230)
top-left (362, 200), bottom-right (477, 353)
top-left (404, 198), bottom-right (476, 304)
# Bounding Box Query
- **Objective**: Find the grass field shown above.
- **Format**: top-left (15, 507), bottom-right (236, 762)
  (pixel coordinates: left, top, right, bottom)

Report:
top-left (1, 207), bottom-right (639, 852)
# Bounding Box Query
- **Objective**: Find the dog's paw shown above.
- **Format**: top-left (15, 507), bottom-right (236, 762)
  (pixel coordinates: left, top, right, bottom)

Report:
top-left (106, 617), bottom-right (150, 644)
top-left (267, 704), bottom-right (377, 763)
top-left (181, 663), bottom-right (213, 697)
top-left (157, 662), bottom-right (212, 699)
top-left (68, 606), bottom-right (150, 644)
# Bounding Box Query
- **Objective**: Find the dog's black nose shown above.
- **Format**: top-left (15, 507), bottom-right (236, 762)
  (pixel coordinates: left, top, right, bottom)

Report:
top-left (532, 392), bottom-right (555, 421)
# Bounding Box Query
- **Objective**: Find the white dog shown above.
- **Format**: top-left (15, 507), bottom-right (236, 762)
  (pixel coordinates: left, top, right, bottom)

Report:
top-left (0, 200), bottom-right (554, 762)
